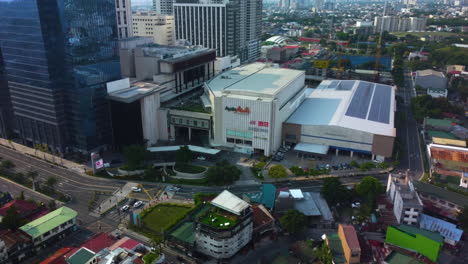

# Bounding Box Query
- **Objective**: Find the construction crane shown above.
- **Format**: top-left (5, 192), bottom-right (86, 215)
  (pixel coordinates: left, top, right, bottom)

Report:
top-left (374, 0), bottom-right (388, 82)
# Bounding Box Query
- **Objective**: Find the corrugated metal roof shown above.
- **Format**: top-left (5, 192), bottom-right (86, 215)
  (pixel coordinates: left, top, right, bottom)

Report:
top-left (211, 190), bottom-right (250, 215)
top-left (420, 214), bottom-right (463, 243)
top-left (20, 207), bottom-right (77, 239)
top-left (432, 137), bottom-right (466, 147)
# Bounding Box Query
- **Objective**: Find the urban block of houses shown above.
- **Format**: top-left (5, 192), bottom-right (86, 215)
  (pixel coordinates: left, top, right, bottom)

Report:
top-left (426, 143), bottom-right (468, 183)
top-left (0, 199), bottom-right (49, 223)
top-left (413, 181), bottom-right (468, 220)
top-left (413, 69), bottom-right (448, 98)
top-left (419, 213), bottom-right (463, 246)
top-left (19, 206), bottom-right (77, 248)
top-left (39, 232), bottom-right (151, 264)
top-left (385, 225), bottom-right (443, 263)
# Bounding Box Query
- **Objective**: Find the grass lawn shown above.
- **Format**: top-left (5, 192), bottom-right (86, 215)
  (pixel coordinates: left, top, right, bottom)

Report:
top-left (143, 252), bottom-right (160, 264)
top-left (142, 204), bottom-right (193, 233)
top-left (199, 211), bottom-right (238, 229)
top-left (391, 31), bottom-right (468, 38)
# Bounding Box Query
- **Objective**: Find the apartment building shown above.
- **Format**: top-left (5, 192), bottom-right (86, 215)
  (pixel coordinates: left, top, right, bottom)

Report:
top-left (387, 174), bottom-right (423, 225)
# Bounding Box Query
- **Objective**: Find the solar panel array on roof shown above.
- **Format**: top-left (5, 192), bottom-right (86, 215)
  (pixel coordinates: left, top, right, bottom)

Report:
top-left (368, 84), bottom-right (391, 124)
top-left (345, 81), bottom-right (374, 119)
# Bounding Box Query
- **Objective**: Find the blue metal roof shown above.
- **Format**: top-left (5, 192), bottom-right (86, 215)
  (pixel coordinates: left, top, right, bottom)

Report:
top-left (420, 214), bottom-right (463, 243)
top-left (287, 98), bottom-right (341, 125)
top-left (368, 84), bottom-right (391, 124)
top-left (345, 81), bottom-right (374, 119)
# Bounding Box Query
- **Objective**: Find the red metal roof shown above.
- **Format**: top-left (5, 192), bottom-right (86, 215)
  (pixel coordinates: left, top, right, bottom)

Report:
top-left (80, 232), bottom-right (116, 253)
top-left (0, 199), bottom-right (38, 216)
top-left (39, 247), bottom-right (74, 264)
top-left (298, 37), bottom-right (320, 42)
top-left (120, 238), bottom-right (141, 250)
top-left (285, 45), bottom-right (299, 49)
top-left (341, 224), bottom-right (360, 250)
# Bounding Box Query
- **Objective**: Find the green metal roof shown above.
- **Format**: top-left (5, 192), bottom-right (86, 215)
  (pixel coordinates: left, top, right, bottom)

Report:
top-left (20, 206), bottom-right (77, 239)
top-left (427, 130), bottom-right (457, 139)
top-left (396, 225), bottom-right (444, 244)
top-left (261, 184), bottom-right (277, 209)
top-left (425, 118), bottom-right (455, 128)
top-left (413, 181), bottom-right (468, 207)
top-left (327, 233), bottom-right (346, 264)
top-left (67, 247), bottom-right (95, 264)
top-left (385, 252), bottom-right (424, 264)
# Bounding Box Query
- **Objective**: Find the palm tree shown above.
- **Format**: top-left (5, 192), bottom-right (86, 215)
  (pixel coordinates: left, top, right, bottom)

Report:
top-left (26, 170), bottom-right (38, 191)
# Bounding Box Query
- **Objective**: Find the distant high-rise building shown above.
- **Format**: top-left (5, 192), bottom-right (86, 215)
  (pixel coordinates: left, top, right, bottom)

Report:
top-left (0, 48), bottom-right (14, 139)
top-left (153, 0), bottom-right (174, 14)
top-left (401, 0), bottom-right (417, 5)
top-left (280, 0), bottom-right (291, 8)
top-left (132, 12), bottom-right (175, 45)
top-left (374, 16), bottom-right (399, 33)
top-left (116, 0), bottom-right (133, 39)
top-left (398, 17), bottom-right (427, 32)
top-left (315, 0), bottom-right (325, 11)
top-left (0, 0), bottom-right (121, 153)
top-left (174, 0), bottom-right (262, 63)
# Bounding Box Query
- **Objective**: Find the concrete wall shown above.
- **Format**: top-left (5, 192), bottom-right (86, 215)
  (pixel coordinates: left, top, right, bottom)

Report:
top-left (141, 93), bottom-right (161, 145)
top-left (301, 125), bottom-right (373, 153)
top-left (135, 50), bottom-right (160, 80)
top-left (372, 134), bottom-right (394, 157)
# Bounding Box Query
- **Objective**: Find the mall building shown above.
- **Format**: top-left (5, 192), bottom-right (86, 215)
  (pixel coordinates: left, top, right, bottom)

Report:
top-left (283, 80), bottom-right (396, 161)
top-left (203, 63), bottom-right (307, 155)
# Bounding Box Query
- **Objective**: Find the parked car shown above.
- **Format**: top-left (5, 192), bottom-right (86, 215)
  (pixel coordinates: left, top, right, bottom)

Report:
top-left (197, 156), bottom-right (206, 161)
top-left (272, 155), bottom-right (283, 161)
top-left (131, 187), bottom-right (142, 192)
top-left (121, 205), bottom-right (130, 211)
top-left (133, 201), bottom-right (143, 208)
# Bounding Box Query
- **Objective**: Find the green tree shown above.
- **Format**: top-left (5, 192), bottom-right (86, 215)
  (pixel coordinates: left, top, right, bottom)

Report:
top-left (122, 145), bottom-right (148, 170)
top-left (268, 164), bottom-right (288, 179)
top-left (205, 160), bottom-right (241, 185)
top-left (0, 160), bottom-right (14, 169)
top-left (315, 242), bottom-right (333, 264)
top-left (48, 200), bottom-right (57, 210)
top-left (175, 145), bottom-right (193, 164)
top-left (1, 206), bottom-right (25, 230)
top-left (45, 176), bottom-right (58, 190)
top-left (150, 235), bottom-right (164, 251)
top-left (321, 177), bottom-right (351, 206)
top-left (319, 39), bottom-right (327, 46)
top-left (280, 209), bottom-right (306, 234)
top-left (457, 206), bottom-right (468, 232)
top-left (355, 176), bottom-right (384, 207)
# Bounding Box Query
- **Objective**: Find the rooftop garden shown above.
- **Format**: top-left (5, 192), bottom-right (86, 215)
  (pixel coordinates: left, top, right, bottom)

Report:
top-left (198, 208), bottom-right (239, 229)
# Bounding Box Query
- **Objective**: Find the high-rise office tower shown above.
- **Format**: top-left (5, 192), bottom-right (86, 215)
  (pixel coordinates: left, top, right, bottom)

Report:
top-left (132, 11), bottom-right (175, 45)
top-left (153, 0), bottom-right (174, 14)
top-left (0, 48), bottom-right (13, 139)
top-left (174, 0), bottom-right (262, 63)
top-left (0, 0), bottom-right (121, 153)
top-left (116, 0), bottom-right (133, 39)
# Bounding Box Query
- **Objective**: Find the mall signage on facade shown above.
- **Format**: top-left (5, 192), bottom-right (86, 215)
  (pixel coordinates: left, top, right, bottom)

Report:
top-left (225, 106), bottom-right (250, 114)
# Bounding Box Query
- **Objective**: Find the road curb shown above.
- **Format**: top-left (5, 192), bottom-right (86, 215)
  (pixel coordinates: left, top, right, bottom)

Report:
top-left (0, 176), bottom-right (62, 204)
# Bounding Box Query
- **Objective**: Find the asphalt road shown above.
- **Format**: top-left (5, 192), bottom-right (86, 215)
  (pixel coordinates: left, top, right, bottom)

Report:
top-left (396, 70), bottom-right (424, 179)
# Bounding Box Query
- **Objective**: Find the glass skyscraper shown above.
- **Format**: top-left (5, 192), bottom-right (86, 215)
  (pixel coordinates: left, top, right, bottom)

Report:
top-left (0, 0), bottom-right (121, 153)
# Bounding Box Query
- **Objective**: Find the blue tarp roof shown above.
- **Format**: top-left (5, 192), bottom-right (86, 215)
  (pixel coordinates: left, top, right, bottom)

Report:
top-left (420, 214), bottom-right (463, 243)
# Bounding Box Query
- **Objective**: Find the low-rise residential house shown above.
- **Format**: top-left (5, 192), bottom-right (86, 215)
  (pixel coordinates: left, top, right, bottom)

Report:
top-left (0, 200), bottom-right (48, 223)
top-left (413, 69), bottom-right (447, 98)
top-left (338, 224), bottom-right (361, 264)
top-left (423, 117), bottom-right (457, 133)
top-left (427, 143), bottom-right (468, 180)
top-left (19, 206), bottom-right (77, 247)
top-left (419, 213), bottom-right (463, 246)
top-left (386, 174), bottom-right (423, 225)
top-left (385, 225), bottom-right (443, 263)
top-left (252, 204), bottom-right (276, 238)
top-left (0, 229), bottom-right (34, 264)
top-left (413, 181), bottom-right (468, 220)
top-left (66, 247), bottom-right (97, 264)
top-left (446, 65), bottom-right (466, 75)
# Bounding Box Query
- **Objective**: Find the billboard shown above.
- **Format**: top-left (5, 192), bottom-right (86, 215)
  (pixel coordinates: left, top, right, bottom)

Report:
top-left (313, 60), bottom-right (330, 69)
top-left (95, 159), bottom-right (104, 170)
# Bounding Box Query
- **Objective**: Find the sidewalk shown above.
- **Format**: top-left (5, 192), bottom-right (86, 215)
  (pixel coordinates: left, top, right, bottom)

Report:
top-left (91, 182), bottom-right (139, 216)
top-left (0, 138), bottom-right (88, 172)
